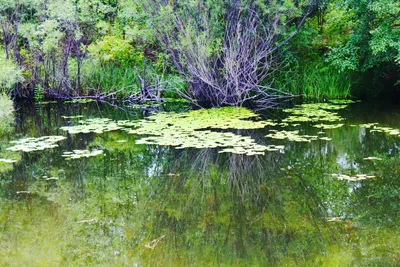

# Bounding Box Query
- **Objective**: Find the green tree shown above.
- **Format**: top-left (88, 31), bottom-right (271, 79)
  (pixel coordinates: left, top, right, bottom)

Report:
top-left (326, 0), bottom-right (400, 93)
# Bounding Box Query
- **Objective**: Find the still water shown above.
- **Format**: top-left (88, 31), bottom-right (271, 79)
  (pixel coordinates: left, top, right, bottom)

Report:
top-left (0, 100), bottom-right (399, 266)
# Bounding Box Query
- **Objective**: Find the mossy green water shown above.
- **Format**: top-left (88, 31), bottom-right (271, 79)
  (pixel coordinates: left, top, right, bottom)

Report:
top-left (1, 100), bottom-right (400, 266)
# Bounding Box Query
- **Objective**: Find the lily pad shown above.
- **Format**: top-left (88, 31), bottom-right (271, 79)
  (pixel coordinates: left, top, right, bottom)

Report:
top-left (363, 156), bottom-right (383, 161)
top-left (7, 136), bottom-right (67, 152)
top-left (266, 130), bottom-right (318, 143)
top-left (62, 149), bottom-right (104, 160)
top-left (282, 103), bottom-right (346, 123)
top-left (0, 158), bottom-right (17, 163)
top-left (128, 107), bottom-right (281, 155)
top-left (332, 173), bottom-right (375, 181)
top-left (61, 118), bottom-right (123, 134)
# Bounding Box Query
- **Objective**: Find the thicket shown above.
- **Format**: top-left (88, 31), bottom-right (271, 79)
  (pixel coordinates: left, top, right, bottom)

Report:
top-left (277, 0), bottom-right (400, 99)
top-left (0, 0), bottom-right (398, 104)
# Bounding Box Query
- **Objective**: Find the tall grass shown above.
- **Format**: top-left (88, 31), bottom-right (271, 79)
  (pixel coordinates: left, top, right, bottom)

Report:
top-left (84, 64), bottom-right (140, 94)
top-left (274, 64), bottom-right (352, 99)
top-left (77, 61), bottom-right (185, 99)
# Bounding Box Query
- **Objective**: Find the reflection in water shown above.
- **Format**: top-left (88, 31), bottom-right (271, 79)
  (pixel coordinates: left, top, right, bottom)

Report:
top-left (0, 101), bottom-right (399, 266)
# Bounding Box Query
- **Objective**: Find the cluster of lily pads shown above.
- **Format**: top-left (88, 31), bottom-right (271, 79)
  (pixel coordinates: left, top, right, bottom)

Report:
top-left (282, 103), bottom-right (347, 123)
top-left (313, 123), bottom-right (344, 130)
top-left (328, 99), bottom-right (356, 104)
top-left (0, 158), bottom-right (17, 163)
top-left (6, 136), bottom-right (66, 152)
top-left (266, 130), bottom-right (319, 142)
top-left (355, 122), bottom-right (400, 137)
top-left (370, 126), bottom-right (400, 136)
top-left (128, 107), bottom-right (281, 155)
top-left (332, 173), bottom-right (375, 181)
top-left (61, 118), bottom-right (124, 134)
top-left (62, 149), bottom-right (104, 160)
top-left (356, 123), bottom-right (378, 128)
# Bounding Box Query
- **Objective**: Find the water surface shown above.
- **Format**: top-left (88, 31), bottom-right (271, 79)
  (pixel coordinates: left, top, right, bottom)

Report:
top-left (0, 100), bottom-right (399, 266)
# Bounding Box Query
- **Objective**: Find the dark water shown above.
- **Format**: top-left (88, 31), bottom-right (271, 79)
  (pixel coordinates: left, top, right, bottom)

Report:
top-left (0, 100), bottom-right (400, 266)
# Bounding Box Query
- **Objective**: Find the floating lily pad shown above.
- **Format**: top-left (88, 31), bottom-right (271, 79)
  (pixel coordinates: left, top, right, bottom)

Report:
top-left (319, 137), bottom-right (332, 141)
top-left (62, 149), bottom-right (104, 160)
top-left (282, 103), bottom-right (346, 123)
top-left (7, 136), bottom-right (67, 152)
top-left (0, 158), bottom-right (17, 163)
top-left (313, 123), bottom-right (344, 130)
top-left (359, 123), bottom-right (379, 128)
top-left (61, 118), bottom-right (123, 134)
top-left (329, 99), bottom-right (356, 104)
top-left (363, 156), bottom-right (383, 161)
top-left (332, 173), bottom-right (375, 181)
top-left (128, 107), bottom-right (281, 155)
top-left (266, 130), bottom-right (318, 142)
top-left (369, 126), bottom-right (400, 136)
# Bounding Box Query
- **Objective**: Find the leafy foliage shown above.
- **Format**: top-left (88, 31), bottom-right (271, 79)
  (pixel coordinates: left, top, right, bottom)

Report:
top-left (0, 49), bottom-right (23, 90)
top-left (326, 0), bottom-right (400, 72)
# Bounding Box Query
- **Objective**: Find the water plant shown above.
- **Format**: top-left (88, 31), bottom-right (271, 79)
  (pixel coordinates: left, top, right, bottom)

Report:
top-left (332, 173), bottom-right (376, 181)
top-left (61, 118), bottom-right (123, 134)
top-left (128, 107), bottom-right (280, 155)
top-left (0, 158), bottom-right (17, 163)
top-left (282, 103), bottom-right (347, 123)
top-left (266, 130), bottom-right (318, 142)
top-left (6, 136), bottom-right (67, 152)
top-left (62, 149), bottom-right (104, 160)
top-left (313, 123), bottom-right (344, 130)
top-left (370, 126), bottom-right (400, 136)
top-left (363, 157), bottom-right (383, 161)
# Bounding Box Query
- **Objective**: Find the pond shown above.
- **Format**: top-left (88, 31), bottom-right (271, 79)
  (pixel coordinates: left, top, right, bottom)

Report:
top-left (0, 99), bottom-right (400, 266)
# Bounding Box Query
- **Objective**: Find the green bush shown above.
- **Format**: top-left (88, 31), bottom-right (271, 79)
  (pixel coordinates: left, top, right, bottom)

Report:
top-left (0, 50), bottom-right (24, 92)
